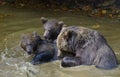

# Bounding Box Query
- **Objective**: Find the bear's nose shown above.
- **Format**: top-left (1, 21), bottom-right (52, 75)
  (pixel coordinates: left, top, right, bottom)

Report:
top-left (26, 45), bottom-right (33, 55)
top-left (27, 51), bottom-right (32, 55)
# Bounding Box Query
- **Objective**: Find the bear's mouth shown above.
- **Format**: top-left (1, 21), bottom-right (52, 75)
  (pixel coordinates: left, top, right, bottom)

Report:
top-left (27, 51), bottom-right (32, 55)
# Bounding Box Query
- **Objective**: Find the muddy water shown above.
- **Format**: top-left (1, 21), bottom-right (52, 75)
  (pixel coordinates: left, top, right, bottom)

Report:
top-left (0, 5), bottom-right (120, 77)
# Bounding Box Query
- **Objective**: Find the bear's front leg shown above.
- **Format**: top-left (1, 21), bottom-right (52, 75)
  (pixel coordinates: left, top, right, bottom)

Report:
top-left (61, 57), bottom-right (81, 67)
top-left (57, 49), bottom-right (75, 60)
top-left (31, 51), bottom-right (53, 65)
top-left (57, 49), bottom-right (64, 59)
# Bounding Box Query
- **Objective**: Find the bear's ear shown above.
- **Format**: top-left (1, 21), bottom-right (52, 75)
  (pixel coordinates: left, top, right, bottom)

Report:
top-left (40, 17), bottom-right (48, 24)
top-left (32, 31), bottom-right (39, 38)
top-left (66, 30), bottom-right (73, 39)
top-left (65, 30), bottom-right (77, 40)
top-left (58, 21), bottom-right (64, 27)
top-left (32, 31), bottom-right (42, 40)
top-left (63, 30), bottom-right (71, 40)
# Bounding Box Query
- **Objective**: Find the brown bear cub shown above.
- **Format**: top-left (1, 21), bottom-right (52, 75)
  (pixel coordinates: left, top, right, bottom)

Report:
top-left (21, 32), bottom-right (57, 65)
top-left (41, 17), bottom-right (64, 42)
top-left (57, 26), bottom-right (118, 69)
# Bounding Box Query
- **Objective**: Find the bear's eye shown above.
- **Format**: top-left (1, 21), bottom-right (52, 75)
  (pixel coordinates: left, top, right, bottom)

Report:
top-left (63, 35), bottom-right (67, 39)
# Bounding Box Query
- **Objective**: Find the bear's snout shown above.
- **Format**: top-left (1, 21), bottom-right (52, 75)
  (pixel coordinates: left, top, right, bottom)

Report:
top-left (27, 51), bottom-right (32, 55)
top-left (26, 45), bottom-right (33, 55)
top-left (43, 31), bottom-right (50, 40)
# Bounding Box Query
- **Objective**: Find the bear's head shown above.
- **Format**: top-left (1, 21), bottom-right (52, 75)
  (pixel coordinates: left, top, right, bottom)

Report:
top-left (21, 32), bottom-right (43, 55)
top-left (41, 17), bottom-right (64, 41)
top-left (57, 26), bottom-right (93, 52)
top-left (57, 27), bottom-right (78, 52)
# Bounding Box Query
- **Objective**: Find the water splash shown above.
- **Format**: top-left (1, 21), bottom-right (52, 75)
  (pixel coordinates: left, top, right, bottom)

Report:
top-left (1, 38), bottom-right (9, 62)
top-left (18, 62), bottom-right (39, 77)
top-left (4, 38), bottom-right (8, 54)
top-left (1, 52), bottom-right (6, 62)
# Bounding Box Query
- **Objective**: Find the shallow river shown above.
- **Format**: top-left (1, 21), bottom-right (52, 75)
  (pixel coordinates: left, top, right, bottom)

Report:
top-left (0, 5), bottom-right (120, 77)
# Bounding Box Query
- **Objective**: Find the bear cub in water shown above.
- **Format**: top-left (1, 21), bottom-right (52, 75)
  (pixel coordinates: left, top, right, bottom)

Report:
top-left (21, 32), bottom-right (57, 65)
top-left (41, 17), bottom-right (64, 42)
top-left (57, 26), bottom-right (118, 69)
